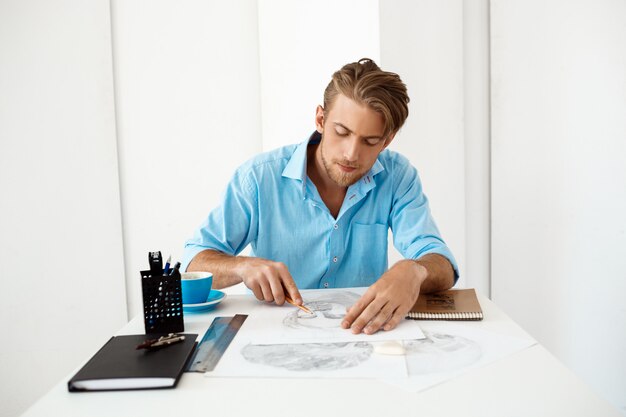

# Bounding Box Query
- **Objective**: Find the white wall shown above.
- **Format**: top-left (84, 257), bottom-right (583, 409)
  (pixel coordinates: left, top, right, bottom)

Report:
top-left (462, 0), bottom-right (491, 296)
top-left (111, 0), bottom-right (263, 315)
top-left (491, 0), bottom-right (626, 413)
top-left (0, 1), bottom-right (127, 416)
top-left (257, 0), bottom-right (380, 150)
top-left (379, 0), bottom-right (468, 284)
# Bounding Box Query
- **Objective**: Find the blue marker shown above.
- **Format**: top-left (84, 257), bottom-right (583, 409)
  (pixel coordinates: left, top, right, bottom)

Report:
top-left (163, 255), bottom-right (171, 276)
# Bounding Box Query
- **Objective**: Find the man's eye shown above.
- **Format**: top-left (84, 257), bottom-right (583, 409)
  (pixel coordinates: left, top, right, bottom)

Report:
top-left (365, 138), bottom-right (382, 146)
top-left (335, 130), bottom-right (348, 136)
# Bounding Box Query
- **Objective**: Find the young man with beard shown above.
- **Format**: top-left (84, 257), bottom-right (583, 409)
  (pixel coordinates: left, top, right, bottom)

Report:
top-left (182, 58), bottom-right (458, 335)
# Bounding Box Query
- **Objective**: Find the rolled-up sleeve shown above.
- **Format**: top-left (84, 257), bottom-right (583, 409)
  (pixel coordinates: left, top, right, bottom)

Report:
top-left (181, 169), bottom-right (258, 272)
top-left (388, 158), bottom-right (459, 282)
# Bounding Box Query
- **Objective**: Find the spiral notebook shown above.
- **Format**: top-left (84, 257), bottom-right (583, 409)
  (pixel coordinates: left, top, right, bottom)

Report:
top-left (406, 288), bottom-right (483, 321)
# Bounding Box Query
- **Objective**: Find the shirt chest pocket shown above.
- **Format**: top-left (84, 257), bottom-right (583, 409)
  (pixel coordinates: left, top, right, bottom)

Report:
top-left (347, 222), bottom-right (389, 285)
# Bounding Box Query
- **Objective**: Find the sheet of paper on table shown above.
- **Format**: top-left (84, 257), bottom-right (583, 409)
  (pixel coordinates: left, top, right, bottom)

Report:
top-left (207, 320), bottom-right (534, 382)
top-left (209, 334), bottom-right (409, 379)
top-left (206, 288), bottom-right (535, 382)
top-left (382, 322), bottom-right (537, 392)
top-left (244, 288), bottom-right (426, 345)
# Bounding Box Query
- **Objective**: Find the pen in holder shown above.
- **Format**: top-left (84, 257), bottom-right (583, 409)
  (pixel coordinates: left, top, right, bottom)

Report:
top-left (141, 268), bottom-right (184, 334)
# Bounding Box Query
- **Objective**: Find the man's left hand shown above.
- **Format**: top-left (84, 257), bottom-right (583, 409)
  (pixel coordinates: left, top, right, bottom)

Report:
top-left (341, 260), bottom-right (426, 334)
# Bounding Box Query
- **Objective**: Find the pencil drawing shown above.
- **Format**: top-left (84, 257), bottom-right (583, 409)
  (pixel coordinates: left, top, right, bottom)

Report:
top-left (241, 341), bottom-right (373, 372)
top-left (404, 331), bottom-right (482, 375)
top-left (282, 290), bottom-right (360, 330)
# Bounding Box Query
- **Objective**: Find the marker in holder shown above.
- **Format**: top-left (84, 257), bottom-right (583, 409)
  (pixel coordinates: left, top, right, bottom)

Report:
top-left (141, 267), bottom-right (184, 334)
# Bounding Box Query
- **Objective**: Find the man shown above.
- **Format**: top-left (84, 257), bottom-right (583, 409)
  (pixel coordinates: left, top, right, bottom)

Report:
top-left (182, 58), bottom-right (458, 335)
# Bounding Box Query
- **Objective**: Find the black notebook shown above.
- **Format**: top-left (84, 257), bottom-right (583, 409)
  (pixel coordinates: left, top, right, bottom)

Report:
top-left (68, 334), bottom-right (197, 392)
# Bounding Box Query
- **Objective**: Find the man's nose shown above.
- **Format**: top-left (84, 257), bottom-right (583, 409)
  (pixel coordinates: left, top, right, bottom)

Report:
top-left (343, 137), bottom-right (359, 163)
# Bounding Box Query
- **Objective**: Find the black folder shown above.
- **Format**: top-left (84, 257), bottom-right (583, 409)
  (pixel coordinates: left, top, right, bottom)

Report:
top-left (68, 334), bottom-right (197, 392)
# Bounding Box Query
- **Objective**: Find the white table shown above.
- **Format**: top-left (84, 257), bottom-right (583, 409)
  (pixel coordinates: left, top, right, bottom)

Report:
top-left (21, 293), bottom-right (621, 417)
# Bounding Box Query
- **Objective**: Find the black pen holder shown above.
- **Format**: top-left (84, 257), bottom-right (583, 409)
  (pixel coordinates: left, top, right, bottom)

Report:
top-left (140, 269), bottom-right (184, 334)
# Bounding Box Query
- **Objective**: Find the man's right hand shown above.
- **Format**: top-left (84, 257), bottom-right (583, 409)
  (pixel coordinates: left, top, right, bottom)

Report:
top-left (187, 250), bottom-right (303, 306)
top-left (232, 257), bottom-right (303, 306)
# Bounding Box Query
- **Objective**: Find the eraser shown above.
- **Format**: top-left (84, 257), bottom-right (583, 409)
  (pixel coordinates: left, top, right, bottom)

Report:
top-left (374, 340), bottom-right (406, 355)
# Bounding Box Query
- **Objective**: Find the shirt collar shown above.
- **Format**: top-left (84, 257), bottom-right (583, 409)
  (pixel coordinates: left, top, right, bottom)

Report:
top-left (347, 158), bottom-right (384, 201)
top-left (367, 158), bottom-right (384, 178)
top-left (282, 131), bottom-right (319, 182)
top-left (282, 131), bottom-right (386, 196)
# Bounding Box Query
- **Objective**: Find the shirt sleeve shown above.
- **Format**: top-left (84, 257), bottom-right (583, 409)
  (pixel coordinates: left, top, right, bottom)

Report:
top-left (388, 156), bottom-right (459, 282)
top-left (181, 168), bottom-right (259, 272)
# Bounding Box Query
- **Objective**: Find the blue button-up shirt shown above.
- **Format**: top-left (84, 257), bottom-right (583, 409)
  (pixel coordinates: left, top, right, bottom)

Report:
top-left (182, 133), bottom-right (458, 289)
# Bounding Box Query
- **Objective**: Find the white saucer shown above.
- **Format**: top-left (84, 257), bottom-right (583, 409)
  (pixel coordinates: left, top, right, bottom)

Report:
top-left (182, 290), bottom-right (226, 313)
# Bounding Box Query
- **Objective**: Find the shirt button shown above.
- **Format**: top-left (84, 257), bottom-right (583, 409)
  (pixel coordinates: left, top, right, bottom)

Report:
top-left (333, 224), bottom-right (338, 230)
top-left (332, 256), bottom-right (338, 263)
top-left (323, 283), bottom-right (329, 288)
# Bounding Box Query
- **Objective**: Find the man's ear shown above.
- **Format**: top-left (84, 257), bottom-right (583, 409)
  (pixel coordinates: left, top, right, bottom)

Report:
top-left (382, 132), bottom-right (397, 150)
top-left (315, 105), bottom-right (325, 133)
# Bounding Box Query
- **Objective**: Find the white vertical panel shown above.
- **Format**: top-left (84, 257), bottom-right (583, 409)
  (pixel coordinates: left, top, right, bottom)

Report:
top-left (111, 0), bottom-right (262, 316)
top-left (491, 0), bottom-right (626, 412)
top-left (0, 1), bottom-right (126, 416)
top-left (463, 0), bottom-right (491, 296)
top-left (379, 0), bottom-right (466, 283)
top-left (257, 0), bottom-right (380, 151)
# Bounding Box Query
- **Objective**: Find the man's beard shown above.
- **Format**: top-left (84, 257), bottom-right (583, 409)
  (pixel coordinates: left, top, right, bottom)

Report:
top-left (319, 135), bottom-right (363, 187)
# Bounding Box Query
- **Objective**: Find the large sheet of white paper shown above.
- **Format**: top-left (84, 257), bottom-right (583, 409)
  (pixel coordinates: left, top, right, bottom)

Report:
top-left (203, 288), bottom-right (535, 382)
top-left (244, 288), bottom-right (426, 344)
top-left (382, 322), bottom-right (536, 392)
top-left (207, 320), bottom-right (534, 381)
top-left (208, 330), bottom-right (408, 379)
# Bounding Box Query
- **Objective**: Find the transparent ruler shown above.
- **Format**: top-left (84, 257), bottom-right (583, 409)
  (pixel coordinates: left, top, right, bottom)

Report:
top-left (186, 314), bottom-right (248, 373)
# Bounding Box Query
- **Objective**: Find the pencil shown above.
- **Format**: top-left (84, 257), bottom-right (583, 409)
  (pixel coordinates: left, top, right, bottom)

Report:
top-left (285, 296), bottom-right (313, 315)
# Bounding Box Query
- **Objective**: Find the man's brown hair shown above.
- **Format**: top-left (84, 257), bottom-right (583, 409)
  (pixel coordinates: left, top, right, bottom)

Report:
top-left (323, 58), bottom-right (410, 139)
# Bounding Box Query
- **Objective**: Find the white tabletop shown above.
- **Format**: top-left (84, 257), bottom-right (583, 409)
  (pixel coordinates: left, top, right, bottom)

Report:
top-left (21, 293), bottom-right (621, 417)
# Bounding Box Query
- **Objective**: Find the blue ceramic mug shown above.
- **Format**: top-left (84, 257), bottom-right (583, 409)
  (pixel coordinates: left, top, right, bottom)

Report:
top-left (181, 271), bottom-right (213, 304)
